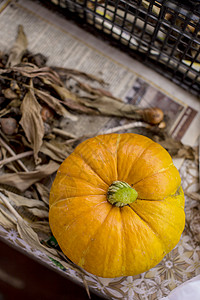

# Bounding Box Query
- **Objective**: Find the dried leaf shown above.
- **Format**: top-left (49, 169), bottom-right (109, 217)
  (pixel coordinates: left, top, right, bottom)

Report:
top-left (0, 160), bottom-right (59, 192)
top-left (93, 87), bottom-right (114, 97)
top-left (49, 83), bottom-right (163, 123)
top-left (76, 95), bottom-right (143, 118)
top-left (153, 132), bottom-right (196, 160)
top-left (0, 63), bottom-right (63, 89)
top-left (185, 191), bottom-right (200, 201)
top-left (52, 66), bottom-right (106, 84)
top-left (47, 83), bottom-right (136, 117)
top-left (45, 79), bottom-right (95, 112)
top-left (59, 96), bottom-right (98, 115)
top-left (72, 79), bottom-right (115, 98)
top-left (40, 140), bottom-right (72, 162)
top-left (26, 208), bottom-right (49, 219)
top-left (35, 88), bottom-right (77, 121)
top-left (49, 83), bottom-right (77, 101)
top-left (0, 189), bottom-right (50, 232)
top-left (35, 183), bottom-right (50, 205)
top-left (2, 62), bottom-right (63, 86)
top-left (6, 25), bottom-right (28, 67)
top-left (17, 217), bottom-right (54, 254)
top-left (0, 189), bottom-right (48, 211)
top-left (3, 88), bottom-right (18, 99)
top-left (52, 81), bottom-right (121, 101)
top-left (20, 88), bottom-right (45, 164)
top-left (7, 99), bottom-right (22, 108)
top-left (30, 220), bottom-right (51, 233)
top-left (0, 204), bottom-right (16, 228)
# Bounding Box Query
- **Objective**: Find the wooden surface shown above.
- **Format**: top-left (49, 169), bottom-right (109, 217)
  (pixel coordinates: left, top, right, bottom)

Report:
top-left (0, 238), bottom-right (104, 300)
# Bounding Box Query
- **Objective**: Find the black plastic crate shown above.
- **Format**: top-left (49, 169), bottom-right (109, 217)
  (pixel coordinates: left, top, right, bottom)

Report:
top-left (41, 0), bottom-right (200, 96)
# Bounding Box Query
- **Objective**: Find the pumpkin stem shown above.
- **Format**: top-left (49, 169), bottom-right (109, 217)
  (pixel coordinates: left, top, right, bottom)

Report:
top-left (107, 181), bottom-right (138, 207)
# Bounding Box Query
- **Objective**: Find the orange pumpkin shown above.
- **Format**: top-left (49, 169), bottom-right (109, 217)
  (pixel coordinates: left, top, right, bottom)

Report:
top-left (49, 133), bottom-right (185, 278)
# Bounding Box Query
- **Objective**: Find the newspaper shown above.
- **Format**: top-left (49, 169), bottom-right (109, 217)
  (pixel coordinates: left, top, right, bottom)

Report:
top-left (0, 1), bottom-right (199, 168)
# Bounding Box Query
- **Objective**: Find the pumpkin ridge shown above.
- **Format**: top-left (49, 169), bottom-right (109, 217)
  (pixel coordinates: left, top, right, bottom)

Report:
top-left (129, 199), bottom-right (185, 251)
top-left (127, 204), bottom-right (166, 253)
top-left (95, 134), bottom-right (120, 180)
top-left (77, 206), bottom-right (116, 270)
top-left (127, 204), bottom-right (163, 240)
top-left (58, 172), bottom-right (108, 188)
top-left (115, 134), bottom-right (121, 180)
top-left (53, 175), bottom-right (107, 194)
top-left (66, 152), bottom-right (109, 188)
top-left (101, 206), bottom-right (123, 277)
top-left (53, 200), bottom-right (111, 242)
top-left (133, 164), bottom-right (181, 200)
top-left (120, 207), bottom-right (128, 275)
top-left (73, 150), bottom-right (109, 187)
top-left (132, 162), bottom-right (174, 186)
top-left (136, 185), bottom-right (183, 202)
top-left (49, 196), bottom-right (107, 209)
top-left (120, 206), bottom-right (165, 275)
top-left (121, 139), bottom-right (154, 182)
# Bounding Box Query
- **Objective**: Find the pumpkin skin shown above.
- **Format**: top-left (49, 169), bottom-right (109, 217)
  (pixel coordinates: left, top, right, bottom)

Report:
top-left (49, 133), bottom-right (185, 278)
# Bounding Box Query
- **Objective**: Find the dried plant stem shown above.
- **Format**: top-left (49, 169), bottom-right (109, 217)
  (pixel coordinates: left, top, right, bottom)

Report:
top-left (0, 134), bottom-right (29, 172)
top-left (52, 128), bottom-right (77, 139)
top-left (64, 138), bottom-right (77, 145)
top-left (99, 121), bottom-right (151, 135)
top-left (0, 150), bottom-right (33, 168)
top-left (0, 191), bottom-right (22, 222)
